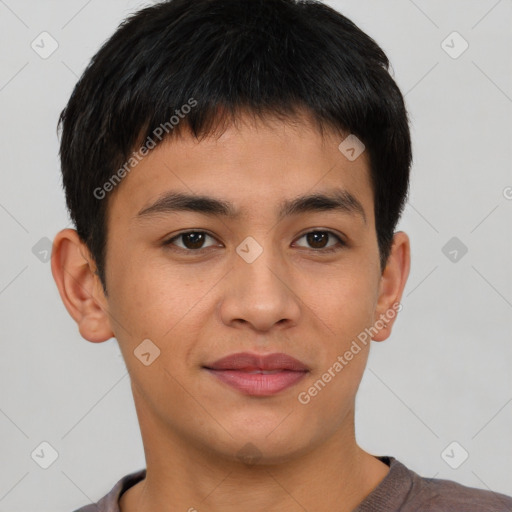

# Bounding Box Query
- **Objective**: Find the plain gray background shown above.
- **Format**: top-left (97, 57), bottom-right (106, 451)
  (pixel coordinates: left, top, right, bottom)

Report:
top-left (0, 0), bottom-right (511, 510)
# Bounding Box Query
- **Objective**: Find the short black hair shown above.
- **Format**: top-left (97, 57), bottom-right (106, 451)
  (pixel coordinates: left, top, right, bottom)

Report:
top-left (58, 0), bottom-right (412, 294)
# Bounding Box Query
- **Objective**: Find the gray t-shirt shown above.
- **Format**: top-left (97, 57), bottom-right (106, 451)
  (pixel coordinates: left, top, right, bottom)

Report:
top-left (72, 456), bottom-right (512, 511)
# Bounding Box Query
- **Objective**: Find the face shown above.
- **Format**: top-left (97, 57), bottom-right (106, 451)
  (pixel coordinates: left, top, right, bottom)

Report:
top-left (98, 113), bottom-right (399, 464)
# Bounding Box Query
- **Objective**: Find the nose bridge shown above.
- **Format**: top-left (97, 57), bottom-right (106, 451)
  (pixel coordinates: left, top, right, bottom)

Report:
top-left (219, 235), bottom-right (301, 331)
top-left (237, 238), bottom-right (283, 294)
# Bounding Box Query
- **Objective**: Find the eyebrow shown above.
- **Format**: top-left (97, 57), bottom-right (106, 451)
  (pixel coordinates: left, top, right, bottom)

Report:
top-left (136, 188), bottom-right (367, 224)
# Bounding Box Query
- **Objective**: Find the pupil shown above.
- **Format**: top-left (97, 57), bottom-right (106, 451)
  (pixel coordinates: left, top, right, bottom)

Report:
top-left (184, 232), bottom-right (204, 249)
top-left (307, 232), bottom-right (327, 249)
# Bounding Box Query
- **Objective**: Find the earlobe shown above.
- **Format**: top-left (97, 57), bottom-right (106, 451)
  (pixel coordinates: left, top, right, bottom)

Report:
top-left (372, 231), bottom-right (411, 342)
top-left (51, 228), bottom-right (114, 343)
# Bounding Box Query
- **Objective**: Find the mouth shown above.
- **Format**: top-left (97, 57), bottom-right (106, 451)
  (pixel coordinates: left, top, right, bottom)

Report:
top-left (203, 352), bottom-right (309, 396)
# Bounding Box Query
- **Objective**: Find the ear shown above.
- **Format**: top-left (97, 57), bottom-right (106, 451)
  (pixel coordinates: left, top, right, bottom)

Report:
top-left (371, 231), bottom-right (410, 342)
top-left (51, 228), bottom-right (114, 343)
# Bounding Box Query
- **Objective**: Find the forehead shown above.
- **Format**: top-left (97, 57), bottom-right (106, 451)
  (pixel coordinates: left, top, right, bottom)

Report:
top-left (106, 113), bottom-right (374, 227)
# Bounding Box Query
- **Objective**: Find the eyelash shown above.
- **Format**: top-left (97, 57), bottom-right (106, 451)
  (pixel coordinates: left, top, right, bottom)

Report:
top-left (162, 230), bottom-right (346, 254)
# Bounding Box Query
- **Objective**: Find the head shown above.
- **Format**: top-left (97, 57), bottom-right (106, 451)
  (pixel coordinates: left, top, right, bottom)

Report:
top-left (52, 0), bottom-right (411, 465)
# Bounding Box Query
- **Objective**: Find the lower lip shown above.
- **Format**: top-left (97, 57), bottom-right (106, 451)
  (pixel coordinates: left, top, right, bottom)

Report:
top-left (206, 369), bottom-right (307, 396)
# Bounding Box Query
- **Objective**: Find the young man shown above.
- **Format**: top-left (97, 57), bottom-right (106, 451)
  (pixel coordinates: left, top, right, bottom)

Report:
top-left (51, 0), bottom-right (512, 511)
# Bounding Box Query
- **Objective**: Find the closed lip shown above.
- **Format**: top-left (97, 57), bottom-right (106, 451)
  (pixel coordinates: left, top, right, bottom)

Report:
top-left (203, 352), bottom-right (309, 372)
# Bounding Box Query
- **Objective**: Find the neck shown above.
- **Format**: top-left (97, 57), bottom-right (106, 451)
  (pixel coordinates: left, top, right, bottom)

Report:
top-left (120, 392), bottom-right (389, 512)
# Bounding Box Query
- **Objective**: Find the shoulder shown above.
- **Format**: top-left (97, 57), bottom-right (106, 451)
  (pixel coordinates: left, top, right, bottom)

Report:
top-left (71, 469), bottom-right (146, 512)
top-left (400, 460), bottom-right (512, 511)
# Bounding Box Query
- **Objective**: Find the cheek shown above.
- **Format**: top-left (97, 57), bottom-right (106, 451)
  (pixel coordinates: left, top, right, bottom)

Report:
top-left (298, 260), bottom-right (378, 340)
top-left (301, 259), bottom-right (378, 411)
top-left (107, 252), bottom-right (216, 351)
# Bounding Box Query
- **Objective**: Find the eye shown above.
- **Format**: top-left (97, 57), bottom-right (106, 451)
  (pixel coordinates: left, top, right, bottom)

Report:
top-left (294, 230), bottom-right (345, 252)
top-left (163, 231), bottom-right (220, 251)
top-left (162, 229), bottom-right (346, 254)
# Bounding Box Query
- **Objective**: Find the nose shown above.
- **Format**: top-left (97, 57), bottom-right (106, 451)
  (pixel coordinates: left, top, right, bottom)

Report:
top-left (218, 243), bottom-right (301, 333)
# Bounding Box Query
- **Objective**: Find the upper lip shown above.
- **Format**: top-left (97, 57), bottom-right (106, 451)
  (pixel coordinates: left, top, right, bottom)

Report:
top-left (204, 352), bottom-right (309, 372)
